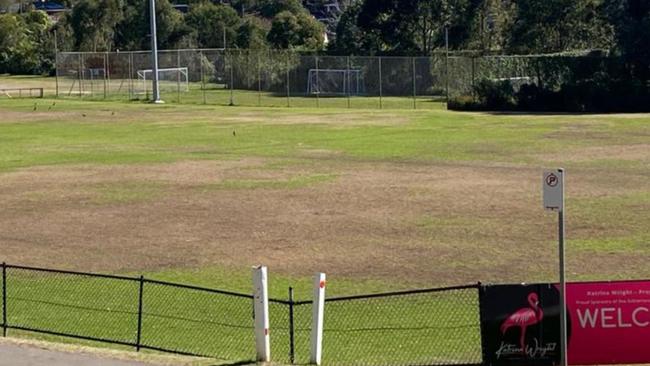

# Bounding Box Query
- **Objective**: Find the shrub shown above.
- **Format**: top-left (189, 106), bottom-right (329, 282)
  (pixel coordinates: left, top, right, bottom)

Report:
top-left (472, 79), bottom-right (516, 110)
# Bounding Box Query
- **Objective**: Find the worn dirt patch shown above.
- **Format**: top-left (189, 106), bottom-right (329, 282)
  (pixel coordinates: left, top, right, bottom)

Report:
top-left (217, 111), bottom-right (410, 125)
top-left (1, 159), bottom-right (647, 286)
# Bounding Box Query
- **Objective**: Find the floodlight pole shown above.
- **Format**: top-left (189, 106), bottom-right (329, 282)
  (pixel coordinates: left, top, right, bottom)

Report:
top-left (149, 0), bottom-right (163, 103)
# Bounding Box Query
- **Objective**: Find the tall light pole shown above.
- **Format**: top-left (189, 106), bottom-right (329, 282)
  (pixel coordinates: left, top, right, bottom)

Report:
top-left (149, 0), bottom-right (163, 103)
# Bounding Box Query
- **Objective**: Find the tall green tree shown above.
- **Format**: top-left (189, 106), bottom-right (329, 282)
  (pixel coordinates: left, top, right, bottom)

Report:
top-left (267, 10), bottom-right (325, 49)
top-left (236, 15), bottom-right (270, 49)
top-left (506, 0), bottom-right (613, 53)
top-left (604, 0), bottom-right (650, 80)
top-left (0, 11), bottom-right (53, 74)
top-left (68, 0), bottom-right (124, 51)
top-left (114, 0), bottom-right (192, 50)
top-left (186, 3), bottom-right (240, 48)
top-left (352, 0), bottom-right (481, 55)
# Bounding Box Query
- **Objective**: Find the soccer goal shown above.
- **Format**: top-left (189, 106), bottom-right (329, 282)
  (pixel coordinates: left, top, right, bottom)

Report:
top-left (137, 67), bottom-right (189, 94)
top-left (307, 69), bottom-right (365, 96)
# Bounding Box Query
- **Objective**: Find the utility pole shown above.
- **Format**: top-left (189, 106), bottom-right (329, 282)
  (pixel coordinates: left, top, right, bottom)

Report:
top-left (149, 0), bottom-right (163, 103)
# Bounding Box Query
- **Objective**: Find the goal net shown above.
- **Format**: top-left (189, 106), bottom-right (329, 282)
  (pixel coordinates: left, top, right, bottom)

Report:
top-left (307, 69), bottom-right (365, 96)
top-left (137, 67), bottom-right (189, 94)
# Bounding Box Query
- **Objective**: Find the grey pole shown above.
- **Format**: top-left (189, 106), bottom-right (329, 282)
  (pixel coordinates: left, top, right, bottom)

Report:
top-left (558, 168), bottom-right (568, 366)
top-left (346, 56), bottom-right (351, 108)
top-left (54, 30), bottom-right (59, 98)
top-left (315, 56), bottom-right (319, 108)
top-left (412, 57), bottom-right (416, 109)
top-left (149, 0), bottom-right (163, 103)
top-left (378, 56), bottom-right (383, 109)
top-left (445, 27), bottom-right (449, 104)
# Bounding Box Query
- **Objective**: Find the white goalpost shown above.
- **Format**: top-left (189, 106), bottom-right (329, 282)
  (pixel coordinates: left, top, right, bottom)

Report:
top-left (307, 69), bottom-right (365, 96)
top-left (137, 67), bottom-right (189, 94)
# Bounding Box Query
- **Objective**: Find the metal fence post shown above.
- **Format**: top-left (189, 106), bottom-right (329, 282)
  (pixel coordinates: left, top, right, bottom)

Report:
top-left (289, 287), bottom-right (295, 364)
top-left (54, 31), bottom-right (59, 98)
top-left (412, 57), bottom-right (416, 109)
top-left (230, 51), bottom-right (235, 106)
top-left (78, 53), bottom-right (83, 97)
top-left (103, 52), bottom-right (108, 99)
top-left (2, 262), bottom-right (6, 337)
top-left (257, 52), bottom-right (262, 107)
top-left (445, 27), bottom-right (450, 104)
top-left (177, 49), bottom-right (181, 103)
top-left (136, 275), bottom-right (144, 351)
top-left (315, 55), bottom-right (319, 108)
top-left (200, 51), bottom-right (206, 105)
top-left (378, 56), bottom-right (383, 109)
top-left (347, 56), bottom-right (351, 109)
top-left (286, 54), bottom-right (290, 108)
top-left (128, 52), bottom-right (133, 100)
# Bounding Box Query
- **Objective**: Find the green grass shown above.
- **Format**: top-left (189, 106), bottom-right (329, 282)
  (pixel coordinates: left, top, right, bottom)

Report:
top-left (1, 77), bottom-right (649, 364)
top-left (3, 267), bottom-right (480, 365)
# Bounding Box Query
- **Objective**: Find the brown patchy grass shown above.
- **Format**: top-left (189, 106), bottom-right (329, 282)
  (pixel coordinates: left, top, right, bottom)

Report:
top-left (1, 156), bottom-right (648, 286)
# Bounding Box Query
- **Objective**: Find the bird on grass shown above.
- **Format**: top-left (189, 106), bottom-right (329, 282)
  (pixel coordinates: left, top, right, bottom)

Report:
top-left (111, 111), bottom-right (115, 116)
top-left (82, 113), bottom-right (87, 117)
top-left (232, 130), bottom-right (236, 137)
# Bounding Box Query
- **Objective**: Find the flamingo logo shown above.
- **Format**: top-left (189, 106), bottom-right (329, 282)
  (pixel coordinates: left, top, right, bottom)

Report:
top-left (500, 292), bottom-right (544, 355)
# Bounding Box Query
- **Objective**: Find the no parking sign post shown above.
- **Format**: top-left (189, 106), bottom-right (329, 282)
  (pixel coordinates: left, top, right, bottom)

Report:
top-left (544, 168), bottom-right (567, 366)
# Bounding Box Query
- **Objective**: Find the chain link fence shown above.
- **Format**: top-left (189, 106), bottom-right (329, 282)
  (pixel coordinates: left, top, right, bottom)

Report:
top-left (1, 263), bottom-right (481, 366)
top-left (56, 49), bottom-right (610, 109)
top-left (1, 264), bottom-right (257, 361)
top-left (55, 49), bottom-right (449, 109)
top-left (315, 286), bottom-right (482, 366)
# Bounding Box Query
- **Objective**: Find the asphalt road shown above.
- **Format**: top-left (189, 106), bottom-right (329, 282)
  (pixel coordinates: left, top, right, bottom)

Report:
top-left (0, 343), bottom-right (154, 366)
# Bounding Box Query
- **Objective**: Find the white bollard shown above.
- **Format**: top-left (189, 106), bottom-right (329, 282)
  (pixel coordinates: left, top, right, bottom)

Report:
top-left (253, 266), bottom-right (271, 362)
top-left (310, 272), bottom-right (326, 365)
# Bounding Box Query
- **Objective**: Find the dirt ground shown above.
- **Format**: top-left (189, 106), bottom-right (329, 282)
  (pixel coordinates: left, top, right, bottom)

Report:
top-left (1, 154), bottom-right (648, 286)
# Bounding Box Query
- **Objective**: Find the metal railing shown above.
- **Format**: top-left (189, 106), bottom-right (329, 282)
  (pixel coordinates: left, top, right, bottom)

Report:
top-left (1, 262), bottom-right (482, 365)
top-left (0, 88), bottom-right (44, 99)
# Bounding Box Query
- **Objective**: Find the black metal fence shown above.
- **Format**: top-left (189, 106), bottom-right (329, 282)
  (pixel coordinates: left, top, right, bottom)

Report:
top-left (0, 263), bottom-right (482, 366)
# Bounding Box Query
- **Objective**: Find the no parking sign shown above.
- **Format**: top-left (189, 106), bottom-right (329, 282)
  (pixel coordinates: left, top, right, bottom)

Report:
top-left (543, 169), bottom-right (564, 211)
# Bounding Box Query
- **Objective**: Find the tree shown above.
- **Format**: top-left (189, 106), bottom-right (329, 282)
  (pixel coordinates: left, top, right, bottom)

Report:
top-left (68, 0), bottom-right (123, 51)
top-left (258, 0), bottom-right (304, 18)
top-left (330, 2), bottom-right (382, 55)
top-left (604, 0), bottom-right (650, 80)
top-left (267, 10), bottom-right (324, 49)
top-left (353, 0), bottom-right (481, 55)
top-left (22, 10), bottom-right (56, 73)
top-left (236, 15), bottom-right (269, 49)
top-left (186, 3), bottom-right (240, 48)
top-left (0, 11), bottom-right (53, 74)
top-left (506, 0), bottom-right (614, 54)
top-left (0, 14), bottom-right (36, 73)
top-left (114, 0), bottom-right (193, 50)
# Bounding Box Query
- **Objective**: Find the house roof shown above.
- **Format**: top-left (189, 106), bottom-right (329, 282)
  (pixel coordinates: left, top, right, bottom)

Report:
top-left (33, 1), bottom-right (67, 12)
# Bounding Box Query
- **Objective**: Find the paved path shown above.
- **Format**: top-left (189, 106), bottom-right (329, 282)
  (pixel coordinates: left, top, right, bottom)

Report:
top-left (0, 343), bottom-right (154, 366)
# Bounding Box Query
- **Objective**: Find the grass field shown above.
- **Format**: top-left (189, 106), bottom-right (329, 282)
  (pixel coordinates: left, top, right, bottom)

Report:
top-left (0, 75), bottom-right (649, 363)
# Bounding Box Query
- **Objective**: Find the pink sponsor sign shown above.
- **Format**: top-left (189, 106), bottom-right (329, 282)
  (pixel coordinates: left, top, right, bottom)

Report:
top-left (566, 281), bottom-right (650, 365)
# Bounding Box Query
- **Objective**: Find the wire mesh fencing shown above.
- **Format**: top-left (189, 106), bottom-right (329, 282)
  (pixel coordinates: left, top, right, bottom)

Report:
top-left (55, 49), bottom-right (450, 109)
top-left (55, 49), bottom-right (615, 109)
top-left (318, 286), bottom-right (482, 366)
top-left (1, 263), bottom-right (482, 366)
top-left (1, 264), bottom-right (257, 362)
